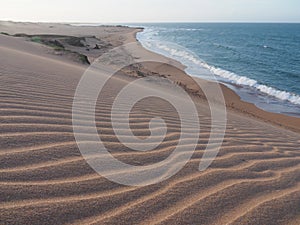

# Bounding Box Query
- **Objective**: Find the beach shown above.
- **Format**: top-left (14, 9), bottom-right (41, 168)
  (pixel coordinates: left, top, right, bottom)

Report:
top-left (0, 21), bottom-right (299, 225)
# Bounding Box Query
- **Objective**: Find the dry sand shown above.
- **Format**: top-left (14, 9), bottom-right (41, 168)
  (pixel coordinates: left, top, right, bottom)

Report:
top-left (0, 22), bottom-right (299, 225)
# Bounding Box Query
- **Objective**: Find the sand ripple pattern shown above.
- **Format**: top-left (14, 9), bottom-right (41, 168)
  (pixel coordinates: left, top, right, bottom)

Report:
top-left (0, 37), bottom-right (300, 225)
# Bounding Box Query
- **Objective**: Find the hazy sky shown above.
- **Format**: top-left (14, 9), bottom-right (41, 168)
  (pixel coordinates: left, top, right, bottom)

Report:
top-left (1, 0), bottom-right (299, 23)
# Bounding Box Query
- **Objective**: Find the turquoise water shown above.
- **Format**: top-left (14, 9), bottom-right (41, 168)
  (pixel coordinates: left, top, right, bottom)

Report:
top-left (133, 23), bottom-right (300, 117)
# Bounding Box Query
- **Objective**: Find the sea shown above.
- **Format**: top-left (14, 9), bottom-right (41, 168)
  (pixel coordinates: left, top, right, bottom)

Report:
top-left (130, 23), bottom-right (300, 117)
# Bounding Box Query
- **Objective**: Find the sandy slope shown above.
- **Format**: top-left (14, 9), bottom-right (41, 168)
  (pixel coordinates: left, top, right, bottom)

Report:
top-left (0, 25), bottom-right (300, 225)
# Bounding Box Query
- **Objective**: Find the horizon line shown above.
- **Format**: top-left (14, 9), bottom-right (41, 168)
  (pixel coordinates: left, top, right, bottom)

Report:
top-left (1, 20), bottom-right (300, 24)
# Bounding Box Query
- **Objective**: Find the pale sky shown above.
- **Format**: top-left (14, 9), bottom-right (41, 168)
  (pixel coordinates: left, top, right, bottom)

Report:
top-left (1, 0), bottom-right (299, 23)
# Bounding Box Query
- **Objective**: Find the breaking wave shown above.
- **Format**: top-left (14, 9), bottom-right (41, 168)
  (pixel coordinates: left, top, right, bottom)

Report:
top-left (138, 32), bottom-right (300, 105)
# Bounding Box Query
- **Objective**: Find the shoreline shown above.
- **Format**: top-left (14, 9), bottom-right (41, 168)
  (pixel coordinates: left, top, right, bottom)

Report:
top-left (131, 27), bottom-right (300, 133)
top-left (134, 23), bottom-right (300, 118)
top-left (0, 20), bottom-right (299, 132)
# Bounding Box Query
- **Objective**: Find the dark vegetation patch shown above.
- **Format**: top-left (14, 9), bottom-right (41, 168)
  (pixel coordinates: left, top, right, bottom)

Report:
top-left (13, 34), bottom-right (91, 64)
top-left (3, 32), bottom-right (114, 65)
top-left (77, 54), bottom-right (90, 64)
top-left (0, 32), bottom-right (10, 36)
top-left (136, 70), bottom-right (146, 77)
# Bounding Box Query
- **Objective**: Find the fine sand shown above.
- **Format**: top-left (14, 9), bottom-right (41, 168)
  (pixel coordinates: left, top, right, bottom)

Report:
top-left (0, 22), bottom-right (299, 225)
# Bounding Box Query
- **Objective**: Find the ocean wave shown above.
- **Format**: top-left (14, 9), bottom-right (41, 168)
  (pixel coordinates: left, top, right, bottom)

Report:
top-left (210, 67), bottom-right (300, 105)
top-left (176, 28), bottom-right (205, 31)
top-left (139, 38), bottom-right (300, 106)
top-left (140, 27), bottom-right (205, 39)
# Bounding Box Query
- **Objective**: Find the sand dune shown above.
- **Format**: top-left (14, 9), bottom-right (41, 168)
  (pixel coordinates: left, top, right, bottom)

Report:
top-left (0, 23), bottom-right (300, 225)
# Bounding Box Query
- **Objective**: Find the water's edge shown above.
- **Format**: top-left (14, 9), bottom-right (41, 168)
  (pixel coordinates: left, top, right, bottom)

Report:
top-left (135, 25), bottom-right (300, 118)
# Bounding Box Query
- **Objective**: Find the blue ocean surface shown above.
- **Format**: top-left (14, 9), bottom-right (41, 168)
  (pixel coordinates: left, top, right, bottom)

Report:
top-left (131, 23), bottom-right (300, 117)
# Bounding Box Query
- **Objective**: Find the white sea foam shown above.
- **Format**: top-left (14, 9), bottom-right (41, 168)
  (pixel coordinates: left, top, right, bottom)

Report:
top-left (209, 67), bottom-right (300, 105)
top-left (138, 33), bottom-right (300, 106)
top-left (176, 28), bottom-right (205, 31)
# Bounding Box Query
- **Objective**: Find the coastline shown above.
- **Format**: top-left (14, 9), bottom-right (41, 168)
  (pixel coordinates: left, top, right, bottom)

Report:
top-left (135, 23), bottom-right (300, 118)
top-left (131, 27), bottom-right (300, 133)
top-left (0, 20), bottom-right (299, 132)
